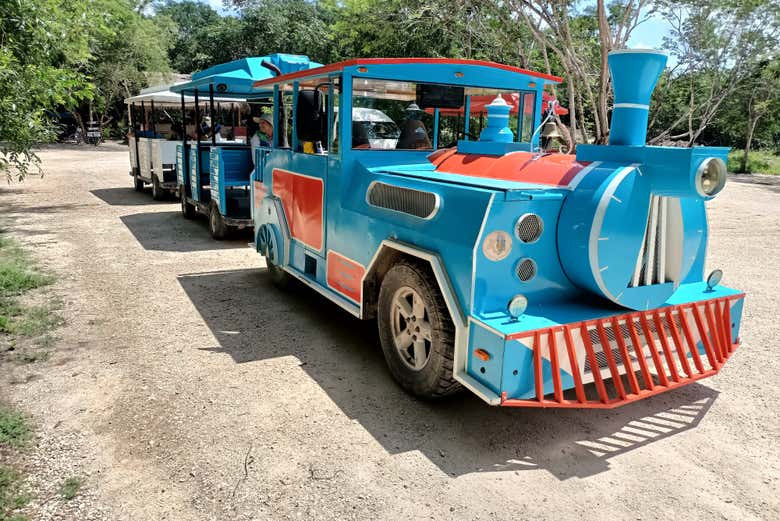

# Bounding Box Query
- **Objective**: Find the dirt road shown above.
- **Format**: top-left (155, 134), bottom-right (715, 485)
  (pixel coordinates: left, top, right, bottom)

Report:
top-left (1, 143), bottom-right (778, 520)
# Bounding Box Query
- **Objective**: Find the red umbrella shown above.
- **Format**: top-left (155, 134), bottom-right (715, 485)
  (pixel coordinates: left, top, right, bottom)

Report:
top-left (430, 92), bottom-right (568, 116)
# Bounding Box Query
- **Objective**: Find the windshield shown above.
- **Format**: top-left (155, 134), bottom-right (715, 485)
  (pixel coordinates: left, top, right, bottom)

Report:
top-left (351, 78), bottom-right (536, 150)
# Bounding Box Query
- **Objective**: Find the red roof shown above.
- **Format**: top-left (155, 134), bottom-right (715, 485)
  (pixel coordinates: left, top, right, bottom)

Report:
top-left (252, 58), bottom-right (563, 88)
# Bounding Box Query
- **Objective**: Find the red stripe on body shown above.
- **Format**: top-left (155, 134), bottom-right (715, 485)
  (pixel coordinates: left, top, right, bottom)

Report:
top-left (326, 251), bottom-right (365, 303)
top-left (272, 169), bottom-right (323, 251)
top-left (433, 151), bottom-right (588, 187)
top-left (253, 180), bottom-right (267, 209)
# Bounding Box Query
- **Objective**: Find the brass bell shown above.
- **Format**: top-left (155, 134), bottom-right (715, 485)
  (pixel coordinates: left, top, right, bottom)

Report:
top-left (541, 121), bottom-right (563, 140)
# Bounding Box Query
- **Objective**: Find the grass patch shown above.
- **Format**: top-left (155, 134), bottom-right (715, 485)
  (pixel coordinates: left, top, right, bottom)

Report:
top-left (58, 477), bottom-right (81, 501)
top-left (2, 304), bottom-right (63, 338)
top-left (13, 350), bottom-right (50, 365)
top-left (0, 236), bottom-right (61, 343)
top-left (0, 237), bottom-right (52, 297)
top-left (0, 465), bottom-right (30, 521)
top-left (0, 409), bottom-right (30, 448)
top-left (728, 149), bottom-right (780, 175)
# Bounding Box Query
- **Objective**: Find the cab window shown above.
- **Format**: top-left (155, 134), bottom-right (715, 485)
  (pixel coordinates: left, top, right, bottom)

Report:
top-left (351, 78), bottom-right (438, 150)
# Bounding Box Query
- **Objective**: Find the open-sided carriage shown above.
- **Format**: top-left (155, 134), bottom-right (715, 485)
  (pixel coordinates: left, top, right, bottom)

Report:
top-left (243, 50), bottom-right (744, 407)
top-left (124, 85), bottom-right (245, 201)
top-left (169, 55), bottom-right (322, 239)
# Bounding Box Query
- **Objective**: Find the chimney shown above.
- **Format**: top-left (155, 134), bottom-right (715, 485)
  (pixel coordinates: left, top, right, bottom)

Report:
top-left (608, 49), bottom-right (668, 146)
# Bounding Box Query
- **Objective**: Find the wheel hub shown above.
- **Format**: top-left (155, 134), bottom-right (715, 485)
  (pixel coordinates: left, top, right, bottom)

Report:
top-left (390, 287), bottom-right (433, 371)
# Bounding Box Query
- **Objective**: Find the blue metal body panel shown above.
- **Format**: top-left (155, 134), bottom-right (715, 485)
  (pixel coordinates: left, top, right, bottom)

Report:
top-left (246, 54), bottom-right (745, 405)
top-left (210, 146), bottom-right (253, 216)
top-left (176, 144), bottom-right (190, 197)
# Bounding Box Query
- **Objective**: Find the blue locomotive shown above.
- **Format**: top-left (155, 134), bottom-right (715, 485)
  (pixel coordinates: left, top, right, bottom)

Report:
top-left (234, 50), bottom-right (744, 407)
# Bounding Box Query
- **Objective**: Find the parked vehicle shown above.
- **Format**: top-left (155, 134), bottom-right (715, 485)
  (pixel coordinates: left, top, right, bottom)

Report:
top-left (124, 86), bottom-right (245, 201)
top-left (85, 121), bottom-right (102, 146)
top-left (171, 54), bottom-right (321, 239)
top-left (244, 52), bottom-right (744, 407)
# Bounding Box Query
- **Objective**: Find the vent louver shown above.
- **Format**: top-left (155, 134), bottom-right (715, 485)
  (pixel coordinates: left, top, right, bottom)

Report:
top-left (630, 195), bottom-right (681, 288)
top-left (367, 182), bottom-right (438, 219)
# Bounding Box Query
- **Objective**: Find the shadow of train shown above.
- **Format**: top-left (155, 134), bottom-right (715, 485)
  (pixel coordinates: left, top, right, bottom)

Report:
top-left (178, 267), bottom-right (719, 480)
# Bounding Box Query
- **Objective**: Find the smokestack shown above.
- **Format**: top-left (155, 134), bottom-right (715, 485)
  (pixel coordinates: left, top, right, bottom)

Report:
top-left (608, 49), bottom-right (668, 146)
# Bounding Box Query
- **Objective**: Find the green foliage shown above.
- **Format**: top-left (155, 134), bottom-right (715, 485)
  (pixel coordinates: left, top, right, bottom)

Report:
top-left (728, 150), bottom-right (780, 175)
top-left (0, 236), bottom-right (60, 338)
top-left (0, 0), bottom-right (94, 180)
top-left (0, 408), bottom-right (31, 448)
top-left (0, 465), bottom-right (30, 521)
top-left (0, 237), bottom-right (52, 297)
top-left (58, 477), bottom-right (82, 501)
top-left (0, 0), bottom-right (171, 180)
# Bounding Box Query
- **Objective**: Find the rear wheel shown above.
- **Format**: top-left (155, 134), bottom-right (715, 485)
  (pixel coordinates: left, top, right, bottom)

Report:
top-left (180, 190), bottom-right (196, 219)
top-left (377, 259), bottom-right (461, 399)
top-left (208, 203), bottom-right (229, 240)
top-left (133, 175), bottom-right (144, 192)
top-left (151, 175), bottom-right (165, 200)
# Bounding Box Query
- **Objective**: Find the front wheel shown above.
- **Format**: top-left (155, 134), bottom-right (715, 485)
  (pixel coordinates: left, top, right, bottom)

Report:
top-left (208, 203), bottom-right (228, 240)
top-left (377, 260), bottom-right (461, 399)
top-left (133, 175), bottom-right (144, 192)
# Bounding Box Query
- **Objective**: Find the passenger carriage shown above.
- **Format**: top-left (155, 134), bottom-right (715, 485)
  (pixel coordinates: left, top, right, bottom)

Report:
top-left (170, 55), bottom-right (322, 239)
top-left (243, 51), bottom-right (744, 407)
top-left (124, 85), bottom-right (245, 201)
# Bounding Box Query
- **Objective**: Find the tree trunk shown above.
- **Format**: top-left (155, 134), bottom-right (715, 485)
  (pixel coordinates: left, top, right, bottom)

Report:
top-left (596, 0), bottom-right (612, 144)
top-left (741, 100), bottom-right (760, 173)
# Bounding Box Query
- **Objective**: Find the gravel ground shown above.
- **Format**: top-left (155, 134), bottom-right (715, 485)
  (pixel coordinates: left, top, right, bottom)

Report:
top-left (0, 142), bottom-right (778, 520)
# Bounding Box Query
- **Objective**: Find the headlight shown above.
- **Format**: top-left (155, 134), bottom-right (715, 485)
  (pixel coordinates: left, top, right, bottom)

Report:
top-left (482, 230), bottom-right (512, 261)
top-left (507, 294), bottom-right (528, 320)
top-left (695, 157), bottom-right (727, 197)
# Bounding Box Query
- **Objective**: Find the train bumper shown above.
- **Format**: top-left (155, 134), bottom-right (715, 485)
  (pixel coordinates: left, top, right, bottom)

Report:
top-left (466, 285), bottom-right (745, 408)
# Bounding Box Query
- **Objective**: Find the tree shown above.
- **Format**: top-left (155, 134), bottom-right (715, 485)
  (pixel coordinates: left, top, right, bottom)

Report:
top-left (739, 59), bottom-right (779, 171)
top-left (73, 0), bottom-right (173, 135)
top-left (0, 0), bottom-right (93, 180)
top-left (649, 0), bottom-right (780, 146)
top-left (154, 0), bottom-right (223, 72)
top-left (505, 1), bottom-right (652, 145)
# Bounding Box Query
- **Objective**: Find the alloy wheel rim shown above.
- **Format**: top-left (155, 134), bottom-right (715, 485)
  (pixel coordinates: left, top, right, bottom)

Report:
top-left (390, 286), bottom-right (433, 371)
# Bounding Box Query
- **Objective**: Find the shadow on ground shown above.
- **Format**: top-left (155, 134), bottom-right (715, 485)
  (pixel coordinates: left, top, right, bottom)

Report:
top-left (178, 267), bottom-right (719, 481)
top-left (728, 173), bottom-right (780, 194)
top-left (120, 211), bottom-right (253, 252)
top-left (90, 187), bottom-right (170, 206)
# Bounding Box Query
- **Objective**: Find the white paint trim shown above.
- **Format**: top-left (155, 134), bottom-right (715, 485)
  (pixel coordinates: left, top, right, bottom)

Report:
top-left (645, 196), bottom-right (659, 286)
top-left (361, 239), bottom-right (500, 406)
top-left (609, 49), bottom-right (668, 56)
top-left (589, 165), bottom-right (638, 302)
top-left (282, 265), bottom-right (361, 317)
top-left (470, 194), bottom-right (495, 313)
top-left (613, 103), bottom-right (650, 110)
top-left (566, 161), bottom-right (602, 190)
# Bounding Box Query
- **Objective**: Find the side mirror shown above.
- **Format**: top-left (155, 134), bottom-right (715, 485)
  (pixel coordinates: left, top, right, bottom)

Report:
top-left (296, 89), bottom-right (326, 143)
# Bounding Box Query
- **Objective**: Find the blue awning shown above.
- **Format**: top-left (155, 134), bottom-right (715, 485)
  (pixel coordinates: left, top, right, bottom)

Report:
top-left (170, 54), bottom-right (322, 98)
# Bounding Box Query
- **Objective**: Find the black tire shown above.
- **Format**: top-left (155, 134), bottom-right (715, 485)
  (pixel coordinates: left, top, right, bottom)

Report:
top-left (151, 175), bottom-right (165, 201)
top-left (377, 259), bottom-right (461, 399)
top-left (133, 175), bottom-right (144, 192)
top-left (180, 190), bottom-right (196, 219)
top-left (208, 203), bottom-right (229, 240)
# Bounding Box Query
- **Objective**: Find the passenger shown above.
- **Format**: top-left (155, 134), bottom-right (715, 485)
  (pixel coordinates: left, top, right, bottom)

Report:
top-left (250, 114), bottom-right (274, 165)
top-left (396, 103), bottom-right (432, 149)
top-left (252, 114), bottom-right (274, 147)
